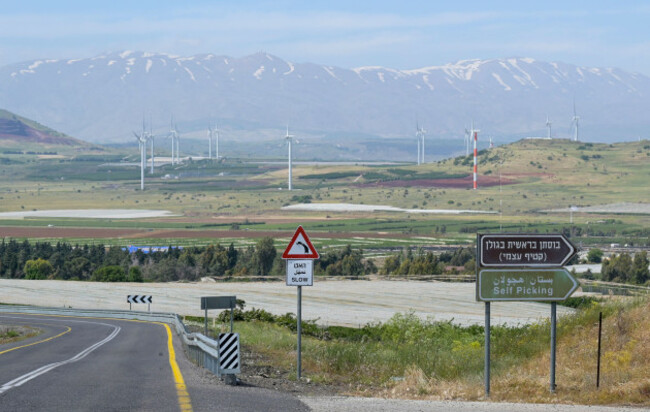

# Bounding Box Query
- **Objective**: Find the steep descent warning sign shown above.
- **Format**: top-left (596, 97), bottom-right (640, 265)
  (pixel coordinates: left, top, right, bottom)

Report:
top-left (282, 226), bottom-right (319, 259)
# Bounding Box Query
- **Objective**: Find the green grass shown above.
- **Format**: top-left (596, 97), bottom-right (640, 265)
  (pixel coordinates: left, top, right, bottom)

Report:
top-left (216, 298), bottom-right (637, 387)
top-left (204, 296), bottom-right (650, 407)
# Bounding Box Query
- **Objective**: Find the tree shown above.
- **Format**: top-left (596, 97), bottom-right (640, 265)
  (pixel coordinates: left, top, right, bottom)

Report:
top-left (92, 265), bottom-right (127, 282)
top-left (602, 253), bottom-right (633, 283)
top-left (24, 259), bottom-right (54, 280)
top-left (253, 237), bottom-right (276, 276)
top-left (60, 257), bottom-right (91, 280)
top-left (587, 248), bottom-right (604, 263)
top-left (632, 251), bottom-right (649, 285)
top-left (127, 266), bottom-right (143, 282)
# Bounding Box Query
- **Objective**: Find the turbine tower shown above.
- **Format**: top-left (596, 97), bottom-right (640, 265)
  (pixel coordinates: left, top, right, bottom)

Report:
top-left (133, 121), bottom-right (148, 190)
top-left (546, 116), bottom-right (552, 139)
top-left (416, 123), bottom-right (426, 165)
top-left (206, 121), bottom-right (220, 160)
top-left (169, 118), bottom-right (176, 165)
top-left (571, 103), bottom-right (580, 142)
top-left (285, 126), bottom-right (295, 190)
top-left (169, 118), bottom-right (180, 165)
top-left (207, 125), bottom-right (213, 160)
top-left (215, 123), bottom-right (220, 159)
top-left (175, 123), bottom-right (180, 164)
top-left (148, 120), bottom-right (155, 174)
top-left (471, 122), bottom-right (480, 190)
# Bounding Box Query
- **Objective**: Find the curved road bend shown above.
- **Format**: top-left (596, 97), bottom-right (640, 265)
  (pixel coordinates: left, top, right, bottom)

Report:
top-left (0, 313), bottom-right (308, 411)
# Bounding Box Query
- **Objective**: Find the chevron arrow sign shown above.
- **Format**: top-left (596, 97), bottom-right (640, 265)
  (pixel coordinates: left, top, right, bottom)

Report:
top-left (127, 295), bottom-right (152, 304)
top-left (218, 333), bottom-right (241, 374)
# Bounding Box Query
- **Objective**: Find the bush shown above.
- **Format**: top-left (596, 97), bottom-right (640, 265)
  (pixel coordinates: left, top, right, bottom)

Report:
top-left (92, 265), bottom-right (127, 282)
top-left (24, 258), bottom-right (54, 280)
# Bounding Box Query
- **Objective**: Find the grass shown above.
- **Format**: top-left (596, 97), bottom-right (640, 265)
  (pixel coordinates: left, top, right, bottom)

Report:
top-left (207, 296), bottom-right (649, 405)
top-left (0, 325), bottom-right (40, 344)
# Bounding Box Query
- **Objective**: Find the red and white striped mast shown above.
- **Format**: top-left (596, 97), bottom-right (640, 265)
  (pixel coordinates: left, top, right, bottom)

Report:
top-left (472, 122), bottom-right (480, 190)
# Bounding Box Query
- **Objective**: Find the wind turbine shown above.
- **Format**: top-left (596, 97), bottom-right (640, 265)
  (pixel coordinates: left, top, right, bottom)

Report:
top-left (416, 122), bottom-right (427, 165)
top-left (415, 123), bottom-right (421, 165)
top-left (207, 121), bottom-right (220, 160)
top-left (148, 120), bottom-right (155, 174)
top-left (133, 120), bottom-right (148, 190)
top-left (570, 103), bottom-right (580, 142)
top-left (215, 123), bottom-right (220, 159)
top-left (169, 118), bottom-right (180, 165)
top-left (464, 126), bottom-right (471, 156)
top-left (169, 118), bottom-right (176, 165)
top-left (285, 126), bottom-right (296, 190)
top-left (207, 125), bottom-right (213, 160)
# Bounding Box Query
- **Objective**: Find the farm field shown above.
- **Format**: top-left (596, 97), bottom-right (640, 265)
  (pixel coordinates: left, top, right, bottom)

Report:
top-left (0, 139), bottom-right (647, 250)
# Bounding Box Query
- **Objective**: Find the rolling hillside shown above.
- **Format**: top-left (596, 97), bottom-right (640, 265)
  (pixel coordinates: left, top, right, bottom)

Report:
top-left (0, 109), bottom-right (101, 153)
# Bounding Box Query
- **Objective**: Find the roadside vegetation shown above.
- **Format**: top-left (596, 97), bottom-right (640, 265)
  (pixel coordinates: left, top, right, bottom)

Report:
top-left (0, 325), bottom-right (40, 345)
top-left (202, 296), bottom-right (650, 405)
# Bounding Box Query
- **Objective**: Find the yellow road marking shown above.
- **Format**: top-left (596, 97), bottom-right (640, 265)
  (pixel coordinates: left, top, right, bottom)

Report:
top-left (2, 313), bottom-right (194, 412)
top-left (164, 323), bottom-right (194, 412)
top-left (0, 325), bottom-right (72, 355)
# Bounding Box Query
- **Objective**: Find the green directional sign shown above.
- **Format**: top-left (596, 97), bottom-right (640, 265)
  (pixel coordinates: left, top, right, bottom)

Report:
top-left (477, 268), bottom-right (578, 302)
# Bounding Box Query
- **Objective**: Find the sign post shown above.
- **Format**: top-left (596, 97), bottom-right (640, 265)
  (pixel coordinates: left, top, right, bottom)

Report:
top-left (282, 226), bottom-right (319, 380)
top-left (477, 233), bottom-right (577, 396)
top-left (200, 295), bottom-right (237, 382)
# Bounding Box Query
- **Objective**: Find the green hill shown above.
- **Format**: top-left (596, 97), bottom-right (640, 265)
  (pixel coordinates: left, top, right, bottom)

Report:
top-left (0, 109), bottom-right (103, 153)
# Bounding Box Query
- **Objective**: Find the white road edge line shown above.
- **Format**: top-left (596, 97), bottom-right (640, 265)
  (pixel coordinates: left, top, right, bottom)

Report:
top-left (0, 318), bottom-right (121, 394)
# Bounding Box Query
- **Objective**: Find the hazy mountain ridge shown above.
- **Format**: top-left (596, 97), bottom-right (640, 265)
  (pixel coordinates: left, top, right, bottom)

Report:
top-left (0, 51), bottom-right (648, 143)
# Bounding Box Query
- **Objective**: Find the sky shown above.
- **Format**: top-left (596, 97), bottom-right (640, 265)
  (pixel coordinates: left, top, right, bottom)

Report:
top-left (1, 1), bottom-right (649, 74)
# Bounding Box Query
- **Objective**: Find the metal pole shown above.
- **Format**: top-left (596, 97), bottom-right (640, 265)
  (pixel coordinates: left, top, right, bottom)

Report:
top-left (297, 285), bottom-right (302, 380)
top-left (550, 302), bottom-right (557, 393)
top-left (204, 308), bottom-right (208, 337)
top-left (485, 301), bottom-right (490, 397)
top-left (597, 311), bottom-right (602, 388)
top-left (230, 307), bottom-right (234, 333)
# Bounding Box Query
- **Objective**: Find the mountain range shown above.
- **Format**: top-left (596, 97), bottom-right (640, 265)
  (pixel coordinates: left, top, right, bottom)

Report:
top-left (0, 51), bottom-right (648, 144)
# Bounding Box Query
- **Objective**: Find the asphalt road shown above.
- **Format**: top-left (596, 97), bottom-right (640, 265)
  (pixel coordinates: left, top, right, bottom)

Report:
top-left (0, 313), bottom-right (308, 412)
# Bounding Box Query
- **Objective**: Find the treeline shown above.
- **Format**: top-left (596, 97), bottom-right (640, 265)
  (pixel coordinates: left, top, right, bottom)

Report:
top-left (0, 238), bottom-right (374, 282)
top-left (381, 247), bottom-right (475, 276)
top-left (600, 252), bottom-right (649, 285)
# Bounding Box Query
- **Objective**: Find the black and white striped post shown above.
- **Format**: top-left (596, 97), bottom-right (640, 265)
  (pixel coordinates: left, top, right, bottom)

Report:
top-left (127, 295), bottom-right (152, 312)
top-left (218, 332), bottom-right (240, 385)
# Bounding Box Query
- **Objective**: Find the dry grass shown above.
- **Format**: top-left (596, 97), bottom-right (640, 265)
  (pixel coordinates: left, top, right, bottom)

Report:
top-left (0, 324), bottom-right (39, 344)
top-left (380, 298), bottom-right (650, 405)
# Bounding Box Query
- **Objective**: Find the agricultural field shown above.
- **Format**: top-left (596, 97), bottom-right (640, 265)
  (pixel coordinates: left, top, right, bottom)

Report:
top-left (0, 139), bottom-right (648, 251)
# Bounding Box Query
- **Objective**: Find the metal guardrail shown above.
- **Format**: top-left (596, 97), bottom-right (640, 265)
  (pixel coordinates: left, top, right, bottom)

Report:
top-left (0, 305), bottom-right (225, 378)
top-left (580, 280), bottom-right (650, 296)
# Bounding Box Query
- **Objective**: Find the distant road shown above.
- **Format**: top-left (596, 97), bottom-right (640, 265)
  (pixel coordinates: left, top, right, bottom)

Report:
top-left (0, 313), bottom-right (307, 411)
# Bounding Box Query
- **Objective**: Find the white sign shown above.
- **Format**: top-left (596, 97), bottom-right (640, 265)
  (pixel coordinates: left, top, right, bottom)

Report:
top-left (286, 259), bottom-right (313, 286)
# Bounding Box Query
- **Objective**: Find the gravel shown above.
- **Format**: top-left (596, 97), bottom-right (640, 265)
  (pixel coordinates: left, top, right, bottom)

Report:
top-left (298, 396), bottom-right (650, 412)
top-left (0, 279), bottom-right (573, 327)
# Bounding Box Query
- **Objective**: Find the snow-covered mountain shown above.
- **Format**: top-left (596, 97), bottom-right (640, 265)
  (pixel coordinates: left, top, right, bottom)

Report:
top-left (0, 51), bottom-right (648, 143)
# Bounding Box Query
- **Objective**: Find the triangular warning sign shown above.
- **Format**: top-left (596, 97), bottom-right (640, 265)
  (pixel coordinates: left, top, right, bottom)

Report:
top-left (282, 226), bottom-right (319, 259)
